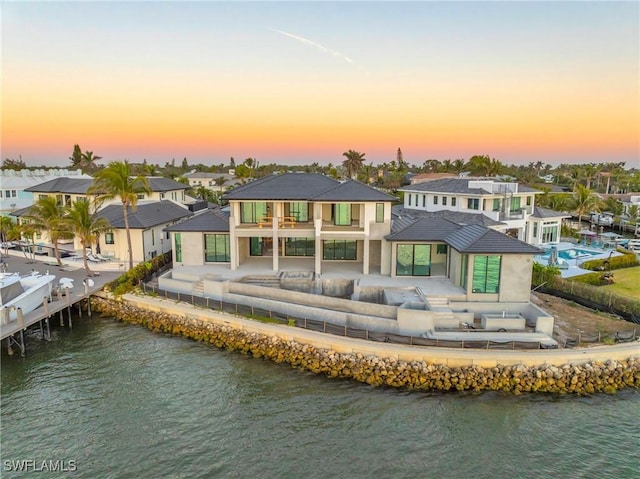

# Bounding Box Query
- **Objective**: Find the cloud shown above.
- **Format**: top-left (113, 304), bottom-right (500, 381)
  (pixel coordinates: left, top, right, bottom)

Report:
top-left (272, 28), bottom-right (355, 65)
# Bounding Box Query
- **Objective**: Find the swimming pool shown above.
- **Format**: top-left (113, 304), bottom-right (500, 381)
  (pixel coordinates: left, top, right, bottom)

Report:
top-left (556, 248), bottom-right (601, 260)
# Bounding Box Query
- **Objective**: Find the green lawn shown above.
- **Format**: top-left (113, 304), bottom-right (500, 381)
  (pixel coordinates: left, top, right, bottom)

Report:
top-left (602, 266), bottom-right (640, 299)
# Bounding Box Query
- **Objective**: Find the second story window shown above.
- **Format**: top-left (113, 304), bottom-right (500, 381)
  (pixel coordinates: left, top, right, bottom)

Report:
top-left (467, 198), bottom-right (479, 210)
top-left (241, 202), bottom-right (267, 224)
top-left (442, 197), bottom-right (448, 206)
top-left (105, 232), bottom-right (115, 244)
top-left (452, 197), bottom-right (457, 207)
top-left (333, 203), bottom-right (351, 226)
top-left (376, 203), bottom-right (384, 223)
top-left (434, 196), bottom-right (438, 205)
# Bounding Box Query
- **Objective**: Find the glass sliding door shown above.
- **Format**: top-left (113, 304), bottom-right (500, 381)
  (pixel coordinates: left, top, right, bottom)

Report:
top-left (396, 244), bottom-right (431, 276)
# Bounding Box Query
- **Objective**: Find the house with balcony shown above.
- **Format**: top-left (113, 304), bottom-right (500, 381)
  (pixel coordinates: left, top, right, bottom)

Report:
top-left (398, 178), bottom-right (567, 246)
top-left (167, 173), bottom-right (396, 275)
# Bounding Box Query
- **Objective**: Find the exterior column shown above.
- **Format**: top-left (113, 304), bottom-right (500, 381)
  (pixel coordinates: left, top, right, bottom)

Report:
top-left (362, 236), bottom-right (370, 275)
top-left (273, 232), bottom-right (279, 272)
top-left (315, 218), bottom-right (322, 275)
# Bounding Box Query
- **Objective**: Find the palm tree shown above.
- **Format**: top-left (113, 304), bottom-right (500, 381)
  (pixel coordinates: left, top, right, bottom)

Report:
top-left (23, 196), bottom-right (73, 266)
top-left (452, 159), bottom-right (466, 174)
top-left (582, 163), bottom-right (599, 190)
top-left (64, 200), bottom-right (111, 276)
top-left (342, 150), bottom-right (366, 180)
top-left (570, 185), bottom-right (600, 224)
top-left (80, 150), bottom-right (102, 174)
top-left (89, 161), bottom-right (151, 270)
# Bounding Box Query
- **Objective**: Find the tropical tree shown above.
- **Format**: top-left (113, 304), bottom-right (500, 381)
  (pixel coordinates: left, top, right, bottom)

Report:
top-left (465, 155), bottom-right (503, 177)
top-left (23, 196), bottom-right (73, 266)
top-left (89, 161), bottom-right (151, 270)
top-left (64, 200), bottom-right (111, 276)
top-left (452, 159), bottom-right (466, 174)
top-left (570, 185), bottom-right (600, 224)
top-left (80, 151), bottom-right (102, 174)
top-left (2, 156), bottom-right (27, 170)
top-left (69, 144), bottom-right (83, 169)
top-left (342, 150), bottom-right (366, 179)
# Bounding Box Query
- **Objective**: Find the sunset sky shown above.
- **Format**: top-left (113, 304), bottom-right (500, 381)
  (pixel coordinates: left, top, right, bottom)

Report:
top-left (2, 1), bottom-right (638, 168)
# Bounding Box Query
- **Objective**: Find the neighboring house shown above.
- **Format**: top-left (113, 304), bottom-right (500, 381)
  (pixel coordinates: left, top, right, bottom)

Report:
top-left (398, 178), bottom-right (567, 245)
top-left (525, 207), bottom-right (571, 246)
top-left (183, 172), bottom-right (239, 193)
top-left (96, 201), bottom-right (193, 262)
top-left (167, 173), bottom-right (396, 275)
top-left (23, 176), bottom-right (191, 209)
top-left (0, 169), bottom-right (90, 217)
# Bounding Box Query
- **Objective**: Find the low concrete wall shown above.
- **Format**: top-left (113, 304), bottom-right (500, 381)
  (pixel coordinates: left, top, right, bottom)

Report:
top-left (228, 282), bottom-right (398, 320)
top-left (132, 294), bottom-right (639, 368)
top-left (158, 277), bottom-right (194, 295)
top-left (223, 292), bottom-right (399, 334)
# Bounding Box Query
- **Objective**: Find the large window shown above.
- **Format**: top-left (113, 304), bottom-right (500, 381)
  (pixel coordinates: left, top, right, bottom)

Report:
top-left (467, 198), bottom-right (479, 210)
top-left (323, 240), bottom-right (356, 260)
top-left (492, 199), bottom-right (500, 211)
top-left (333, 204), bottom-right (351, 226)
top-left (287, 202), bottom-right (308, 222)
top-left (284, 238), bottom-right (315, 256)
top-left (396, 244), bottom-right (431, 276)
top-left (461, 255), bottom-right (468, 290)
top-left (240, 202), bottom-right (268, 224)
top-left (510, 196), bottom-right (521, 211)
top-left (542, 223), bottom-right (558, 243)
top-left (472, 255), bottom-right (501, 294)
top-left (204, 234), bottom-right (230, 262)
top-left (451, 197), bottom-right (457, 207)
top-left (533, 223), bottom-right (538, 238)
top-left (175, 233), bottom-right (182, 262)
top-left (376, 203), bottom-right (384, 223)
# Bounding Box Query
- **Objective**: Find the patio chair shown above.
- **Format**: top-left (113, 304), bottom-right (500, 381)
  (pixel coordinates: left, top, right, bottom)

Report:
top-left (95, 253), bottom-right (111, 261)
top-left (87, 253), bottom-right (105, 263)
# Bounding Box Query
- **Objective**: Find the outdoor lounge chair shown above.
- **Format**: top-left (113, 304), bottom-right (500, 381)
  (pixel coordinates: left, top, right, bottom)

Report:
top-left (87, 253), bottom-right (105, 263)
top-left (94, 253), bottom-right (111, 261)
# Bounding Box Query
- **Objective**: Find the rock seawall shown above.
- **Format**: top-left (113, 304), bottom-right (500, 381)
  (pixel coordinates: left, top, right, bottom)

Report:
top-left (92, 297), bottom-right (640, 394)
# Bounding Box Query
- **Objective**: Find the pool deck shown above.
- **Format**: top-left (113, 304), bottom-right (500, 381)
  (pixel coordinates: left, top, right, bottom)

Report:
top-left (534, 242), bottom-right (629, 278)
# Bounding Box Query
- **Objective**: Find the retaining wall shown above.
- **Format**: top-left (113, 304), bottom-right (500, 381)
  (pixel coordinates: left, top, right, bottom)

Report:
top-left (92, 294), bottom-right (640, 394)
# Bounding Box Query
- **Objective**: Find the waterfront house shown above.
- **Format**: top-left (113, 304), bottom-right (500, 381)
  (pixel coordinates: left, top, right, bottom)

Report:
top-left (166, 172), bottom-right (396, 275)
top-left (398, 178), bottom-right (567, 246)
top-left (0, 169), bottom-right (90, 218)
top-left (96, 201), bottom-right (193, 262)
top-left (23, 176), bottom-right (192, 209)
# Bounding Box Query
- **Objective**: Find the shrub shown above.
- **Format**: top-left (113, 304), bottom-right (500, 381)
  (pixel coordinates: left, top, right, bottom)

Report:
top-left (581, 251), bottom-right (638, 271)
top-left (105, 252), bottom-right (172, 296)
top-left (532, 263), bottom-right (561, 287)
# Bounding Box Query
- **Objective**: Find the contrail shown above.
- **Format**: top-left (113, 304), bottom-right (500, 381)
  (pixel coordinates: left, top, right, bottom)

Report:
top-left (272, 28), bottom-right (354, 65)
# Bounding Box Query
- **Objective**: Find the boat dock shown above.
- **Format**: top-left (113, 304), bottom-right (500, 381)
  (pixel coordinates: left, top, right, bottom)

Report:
top-left (1, 250), bottom-right (121, 356)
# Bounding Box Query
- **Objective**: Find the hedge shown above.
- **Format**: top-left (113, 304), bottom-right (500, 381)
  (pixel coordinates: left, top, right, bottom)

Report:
top-left (104, 252), bottom-right (172, 296)
top-left (581, 251), bottom-right (639, 271)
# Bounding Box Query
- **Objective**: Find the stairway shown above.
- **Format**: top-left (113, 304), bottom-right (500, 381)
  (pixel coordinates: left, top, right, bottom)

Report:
top-left (240, 275), bottom-right (282, 289)
top-left (425, 296), bottom-right (457, 328)
top-left (192, 280), bottom-right (204, 295)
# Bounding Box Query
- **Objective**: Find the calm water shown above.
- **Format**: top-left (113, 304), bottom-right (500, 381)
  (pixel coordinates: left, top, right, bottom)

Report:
top-left (1, 315), bottom-right (639, 479)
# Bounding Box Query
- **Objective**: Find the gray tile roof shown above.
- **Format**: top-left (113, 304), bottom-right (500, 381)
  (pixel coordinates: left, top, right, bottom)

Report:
top-left (386, 217), bottom-right (461, 241)
top-left (147, 177), bottom-right (189, 191)
top-left (164, 208), bottom-right (229, 233)
top-left (400, 178), bottom-right (542, 195)
top-left (531, 206), bottom-right (570, 219)
top-left (400, 178), bottom-right (487, 195)
top-left (223, 173), bottom-right (394, 202)
top-left (96, 201), bottom-right (192, 229)
top-left (310, 179), bottom-right (396, 202)
top-left (24, 176), bottom-right (188, 194)
top-left (24, 178), bottom-right (95, 194)
top-left (223, 173), bottom-right (339, 200)
top-left (444, 225), bottom-right (542, 254)
top-left (391, 205), bottom-right (505, 227)
top-left (387, 218), bottom-right (542, 254)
